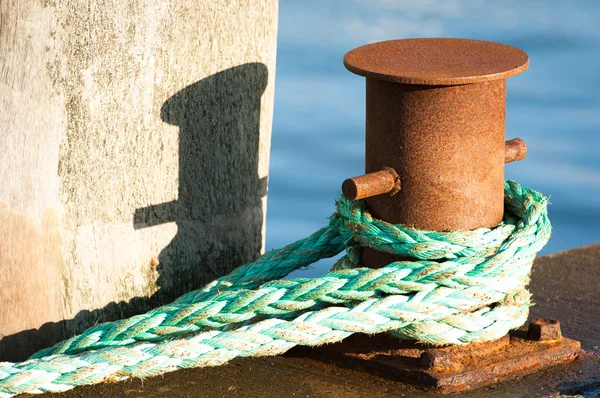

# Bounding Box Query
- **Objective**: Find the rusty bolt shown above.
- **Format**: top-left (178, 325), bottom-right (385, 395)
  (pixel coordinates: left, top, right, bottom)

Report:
top-left (527, 318), bottom-right (562, 342)
top-left (342, 167), bottom-right (400, 200)
top-left (420, 350), bottom-right (455, 369)
top-left (505, 138), bottom-right (528, 163)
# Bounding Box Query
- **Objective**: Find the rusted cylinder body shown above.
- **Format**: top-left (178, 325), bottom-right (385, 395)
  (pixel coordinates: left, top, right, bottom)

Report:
top-left (365, 79), bottom-right (506, 230)
top-left (344, 39), bottom-right (529, 268)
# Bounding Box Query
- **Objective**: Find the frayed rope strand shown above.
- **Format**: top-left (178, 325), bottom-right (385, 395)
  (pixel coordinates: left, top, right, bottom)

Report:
top-left (0, 180), bottom-right (550, 397)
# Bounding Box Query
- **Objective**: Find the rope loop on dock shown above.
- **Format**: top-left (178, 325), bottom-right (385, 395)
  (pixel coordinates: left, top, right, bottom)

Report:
top-left (0, 180), bottom-right (551, 397)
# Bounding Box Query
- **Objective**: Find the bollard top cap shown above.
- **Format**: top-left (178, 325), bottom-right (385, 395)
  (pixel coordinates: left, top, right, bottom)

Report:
top-left (344, 38), bottom-right (529, 85)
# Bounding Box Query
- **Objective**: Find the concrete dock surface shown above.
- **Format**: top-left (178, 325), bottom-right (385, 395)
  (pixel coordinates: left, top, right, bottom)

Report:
top-left (21, 244), bottom-right (600, 398)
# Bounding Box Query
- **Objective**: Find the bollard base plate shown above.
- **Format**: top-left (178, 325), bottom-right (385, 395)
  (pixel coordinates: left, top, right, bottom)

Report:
top-left (286, 328), bottom-right (581, 394)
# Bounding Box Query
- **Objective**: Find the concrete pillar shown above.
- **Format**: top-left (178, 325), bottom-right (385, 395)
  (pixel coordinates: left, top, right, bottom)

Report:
top-left (0, 0), bottom-right (278, 360)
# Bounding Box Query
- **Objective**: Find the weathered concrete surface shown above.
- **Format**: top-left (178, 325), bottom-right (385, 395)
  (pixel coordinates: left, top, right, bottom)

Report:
top-left (0, 0), bottom-right (278, 360)
top-left (22, 243), bottom-right (600, 397)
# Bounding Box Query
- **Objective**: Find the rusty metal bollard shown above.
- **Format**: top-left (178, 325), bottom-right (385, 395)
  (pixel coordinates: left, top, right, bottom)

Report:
top-left (300, 39), bottom-right (582, 394)
top-left (341, 38), bottom-right (529, 267)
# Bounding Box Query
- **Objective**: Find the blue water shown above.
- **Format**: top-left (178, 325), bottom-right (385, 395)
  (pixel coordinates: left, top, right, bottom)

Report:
top-left (266, 0), bottom-right (600, 276)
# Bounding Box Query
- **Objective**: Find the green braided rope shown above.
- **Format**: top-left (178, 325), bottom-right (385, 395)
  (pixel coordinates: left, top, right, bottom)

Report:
top-left (0, 180), bottom-right (550, 397)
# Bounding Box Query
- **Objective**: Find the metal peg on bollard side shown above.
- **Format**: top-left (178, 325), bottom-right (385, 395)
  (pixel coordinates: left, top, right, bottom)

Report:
top-left (342, 167), bottom-right (400, 200)
top-left (505, 137), bottom-right (528, 163)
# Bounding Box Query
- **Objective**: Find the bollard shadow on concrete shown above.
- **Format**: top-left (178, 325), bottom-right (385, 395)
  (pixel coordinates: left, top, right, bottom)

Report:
top-left (0, 63), bottom-right (269, 361)
top-left (133, 62), bottom-right (269, 303)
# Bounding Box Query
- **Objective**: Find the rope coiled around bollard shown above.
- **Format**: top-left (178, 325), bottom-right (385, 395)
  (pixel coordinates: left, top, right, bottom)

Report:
top-left (0, 180), bottom-right (551, 396)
